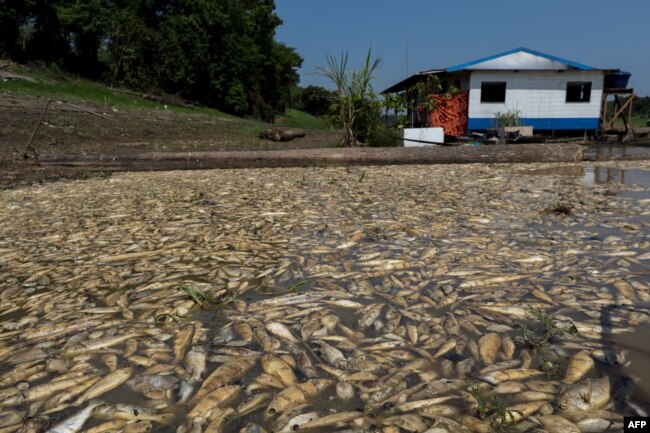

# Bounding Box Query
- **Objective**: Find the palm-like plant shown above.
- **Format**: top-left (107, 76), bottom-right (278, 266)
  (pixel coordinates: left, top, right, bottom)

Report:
top-left (318, 49), bottom-right (381, 146)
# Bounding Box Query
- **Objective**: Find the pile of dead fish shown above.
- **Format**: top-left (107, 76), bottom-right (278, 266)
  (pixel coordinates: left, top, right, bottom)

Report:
top-left (0, 161), bottom-right (649, 433)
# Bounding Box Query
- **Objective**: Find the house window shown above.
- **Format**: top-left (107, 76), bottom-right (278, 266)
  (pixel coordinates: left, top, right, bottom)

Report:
top-left (566, 82), bottom-right (592, 103)
top-left (480, 82), bottom-right (506, 103)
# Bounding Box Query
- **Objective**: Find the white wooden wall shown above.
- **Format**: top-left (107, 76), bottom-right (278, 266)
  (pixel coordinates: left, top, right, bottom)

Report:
top-left (468, 70), bottom-right (604, 120)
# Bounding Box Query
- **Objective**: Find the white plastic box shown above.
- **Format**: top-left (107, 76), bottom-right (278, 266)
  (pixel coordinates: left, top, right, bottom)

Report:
top-left (403, 127), bottom-right (444, 147)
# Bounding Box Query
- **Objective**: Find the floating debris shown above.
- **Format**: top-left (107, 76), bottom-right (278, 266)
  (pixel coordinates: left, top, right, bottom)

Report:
top-left (0, 161), bottom-right (649, 432)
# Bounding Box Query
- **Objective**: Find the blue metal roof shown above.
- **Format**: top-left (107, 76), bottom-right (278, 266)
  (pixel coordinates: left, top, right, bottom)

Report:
top-left (445, 47), bottom-right (596, 72)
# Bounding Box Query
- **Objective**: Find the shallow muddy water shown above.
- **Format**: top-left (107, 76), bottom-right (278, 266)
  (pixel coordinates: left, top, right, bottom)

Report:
top-left (0, 161), bottom-right (649, 432)
top-left (586, 142), bottom-right (650, 160)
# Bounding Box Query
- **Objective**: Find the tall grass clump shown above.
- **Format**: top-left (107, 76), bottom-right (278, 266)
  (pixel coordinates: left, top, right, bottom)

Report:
top-left (317, 49), bottom-right (381, 147)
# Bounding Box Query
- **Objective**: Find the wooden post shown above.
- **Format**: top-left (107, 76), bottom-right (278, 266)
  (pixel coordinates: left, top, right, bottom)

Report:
top-left (627, 94), bottom-right (634, 135)
top-left (600, 92), bottom-right (607, 136)
top-left (24, 99), bottom-right (52, 159)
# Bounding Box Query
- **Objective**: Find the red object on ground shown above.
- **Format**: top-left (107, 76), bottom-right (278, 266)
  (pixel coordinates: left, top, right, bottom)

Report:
top-left (429, 91), bottom-right (469, 137)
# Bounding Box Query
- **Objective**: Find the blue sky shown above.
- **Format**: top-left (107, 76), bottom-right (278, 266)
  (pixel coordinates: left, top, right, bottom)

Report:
top-left (275, 1), bottom-right (650, 96)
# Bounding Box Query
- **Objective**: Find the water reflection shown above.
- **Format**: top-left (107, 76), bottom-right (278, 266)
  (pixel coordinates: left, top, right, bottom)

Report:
top-left (588, 143), bottom-right (650, 159)
top-left (525, 165), bottom-right (650, 186)
top-left (584, 167), bottom-right (650, 185)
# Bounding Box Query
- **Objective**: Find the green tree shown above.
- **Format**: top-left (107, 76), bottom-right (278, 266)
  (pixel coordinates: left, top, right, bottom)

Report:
top-left (2, 0), bottom-right (302, 120)
top-left (0, 0), bottom-right (29, 58)
top-left (301, 85), bottom-right (335, 117)
top-left (107, 2), bottom-right (159, 89)
top-left (22, 0), bottom-right (67, 63)
top-left (56, 0), bottom-right (111, 77)
top-left (632, 96), bottom-right (650, 117)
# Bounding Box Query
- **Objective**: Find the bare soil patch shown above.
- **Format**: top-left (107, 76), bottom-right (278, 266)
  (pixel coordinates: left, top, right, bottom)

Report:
top-left (0, 93), bottom-right (340, 188)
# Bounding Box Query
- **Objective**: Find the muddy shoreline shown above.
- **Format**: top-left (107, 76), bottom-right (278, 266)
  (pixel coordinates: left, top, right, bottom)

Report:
top-left (38, 143), bottom-right (586, 171)
top-left (2, 143), bottom-right (587, 189)
top-left (2, 142), bottom-right (650, 191)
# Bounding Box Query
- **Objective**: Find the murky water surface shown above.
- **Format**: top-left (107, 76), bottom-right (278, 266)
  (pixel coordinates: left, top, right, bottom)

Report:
top-left (1, 161), bottom-right (649, 432)
top-left (586, 142), bottom-right (650, 160)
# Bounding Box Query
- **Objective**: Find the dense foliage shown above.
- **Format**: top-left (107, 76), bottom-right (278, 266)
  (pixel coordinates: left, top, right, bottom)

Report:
top-left (632, 96), bottom-right (650, 118)
top-left (300, 85), bottom-right (335, 117)
top-left (0, 0), bottom-right (302, 120)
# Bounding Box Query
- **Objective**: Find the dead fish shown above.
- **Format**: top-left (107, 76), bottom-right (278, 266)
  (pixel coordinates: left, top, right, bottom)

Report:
top-left (564, 350), bottom-right (594, 384)
top-left (100, 354), bottom-right (118, 372)
top-left (253, 327), bottom-right (280, 352)
top-left (239, 424), bottom-right (268, 433)
top-left (501, 336), bottom-right (516, 360)
top-left (459, 415), bottom-right (491, 432)
top-left (187, 385), bottom-right (239, 421)
top-left (297, 411), bottom-right (362, 430)
top-left (539, 415), bottom-right (581, 433)
top-left (42, 376), bottom-right (101, 412)
top-left (74, 367), bottom-right (133, 405)
top-left (95, 403), bottom-right (174, 424)
top-left (460, 275), bottom-right (527, 289)
top-left (358, 304), bottom-right (383, 329)
top-left (122, 420), bottom-right (153, 433)
top-left (63, 333), bottom-right (140, 357)
top-left (478, 359), bottom-right (522, 375)
top-left (46, 399), bottom-right (103, 433)
top-left (382, 414), bottom-right (428, 432)
top-left (393, 396), bottom-right (458, 413)
top-left (296, 350), bottom-right (319, 378)
top-left (203, 407), bottom-right (234, 433)
top-left (559, 376), bottom-right (610, 412)
top-left (501, 401), bottom-right (545, 424)
top-left (236, 393), bottom-right (271, 417)
top-left (575, 417), bottom-right (623, 432)
top-left (433, 339), bottom-right (456, 359)
top-left (234, 322), bottom-right (254, 341)
top-left (7, 347), bottom-right (49, 365)
top-left (512, 391), bottom-right (555, 402)
top-left (190, 357), bottom-right (256, 405)
top-left (22, 322), bottom-right (100, 342)
top-left (478, 333), bottom-right (500, 366)
top-left (0, 411), bottom-right (25, 429)
top-left (255, 373), bottom-right (285, 389)
top-left (480, 368), bottom-right (543, 385)
top-left (126, 374), bottom-right (179, 393)
top-left (261, 354), bottom-right (296, 387)
top-left (0, 362), bottom-right (46, 387)
top-left (312, 340), bottom-right (346, 366)
top-left (173, 325), bottom-right (195, 364)
top-left (265, 379), bottom-right (332, 418)
top-left (84, 420), bottom-right (128, 433)
top-left (417, 404), bottom-right (460, 418)
top-left (336, 382), bottom-right (355, 400)
top-left (264, 322), bottom-right (298, 343)
top-left (249, 294), bottom-right (323, 311)
top-left (185, 347), bottom-right (207, 383)
top-left (3, 375), bottom-right (94, 406)
top-left (493, 382), bottom-right (527, 394)
top-left (276, 411), bottom-right (319, 433)
top-left (178, 380), bottom-right (195, 405)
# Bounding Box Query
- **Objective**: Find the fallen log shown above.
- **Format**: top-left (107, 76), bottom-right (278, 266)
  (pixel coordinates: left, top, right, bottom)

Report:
top-left (259, 127), bottom-right (306, 142)
top-left (38, 143), bottom-right (586, 172)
